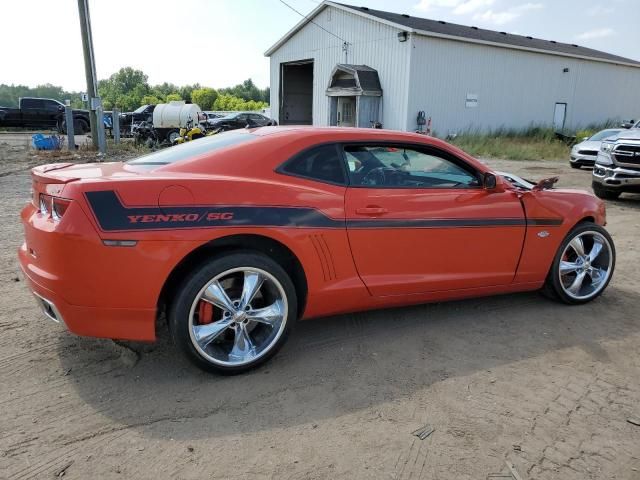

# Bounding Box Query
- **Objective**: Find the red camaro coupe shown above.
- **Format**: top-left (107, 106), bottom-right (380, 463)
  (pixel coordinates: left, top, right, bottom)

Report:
top-left (20, 127), bottom-right (615, 373)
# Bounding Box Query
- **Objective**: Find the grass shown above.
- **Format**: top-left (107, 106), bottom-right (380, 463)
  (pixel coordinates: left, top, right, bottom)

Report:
top-left (446, 122), bottom-right (618, 161)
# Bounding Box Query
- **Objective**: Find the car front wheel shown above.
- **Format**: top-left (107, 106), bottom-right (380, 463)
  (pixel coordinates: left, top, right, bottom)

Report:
top-left (543, 222), bottom-right (615, 304)
top-left (169, 252), bottom-right (297, 374)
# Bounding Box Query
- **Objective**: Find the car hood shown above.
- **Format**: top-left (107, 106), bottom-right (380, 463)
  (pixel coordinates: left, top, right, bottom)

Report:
top-left (608, 128), bottom-right (640, 142)
top-left (573, 140), bottom-right (602, 151)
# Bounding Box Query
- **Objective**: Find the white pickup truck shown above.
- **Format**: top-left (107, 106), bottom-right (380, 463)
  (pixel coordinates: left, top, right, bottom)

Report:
top-left (593, 128), bottom-right (640, 199)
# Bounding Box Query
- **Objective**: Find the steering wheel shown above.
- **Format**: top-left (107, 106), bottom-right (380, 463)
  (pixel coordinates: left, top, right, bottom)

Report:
top-left (361, 167), bottom-right (386, 186)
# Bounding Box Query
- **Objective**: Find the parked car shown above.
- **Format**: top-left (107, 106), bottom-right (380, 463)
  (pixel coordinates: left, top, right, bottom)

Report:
top-left (19, 128), bottom-right (615, 374)
top-left (0, 97), bottom-right (90, 134)
top-left (202, 111), bottom-right (223, 129)
top-left (620, 119), bottom-right (637, 129)
top-left (207, 111), bottom-right (275, 131)
top-left (569, 129), bottom-right (622, 169)
top-left (119, 104), bottom-right (156, 132)
top-left (592, 128), bottom-right (640, 199)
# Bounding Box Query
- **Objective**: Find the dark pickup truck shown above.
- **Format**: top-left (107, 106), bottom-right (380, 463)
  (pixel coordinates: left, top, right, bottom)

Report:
top-left (119, 104), bottom-right (156, 132)
top-left (0, 97), bottom-right (91, 134)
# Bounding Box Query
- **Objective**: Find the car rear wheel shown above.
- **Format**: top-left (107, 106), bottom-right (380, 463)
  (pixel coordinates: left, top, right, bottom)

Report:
top-left (169, 252), bottom-right (297, 374)
top-left (592, 183), bottom-right (621, 200)
top-left (542, 222), bottom-right (615, 304)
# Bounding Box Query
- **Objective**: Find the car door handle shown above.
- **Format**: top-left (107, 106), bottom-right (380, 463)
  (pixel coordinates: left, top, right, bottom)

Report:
top-left (355, 206), bottom-right (388, 215)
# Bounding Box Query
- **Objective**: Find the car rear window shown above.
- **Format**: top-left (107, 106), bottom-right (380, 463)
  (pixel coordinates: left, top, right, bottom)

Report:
top-left (127, 131), bottom-right (256, 166)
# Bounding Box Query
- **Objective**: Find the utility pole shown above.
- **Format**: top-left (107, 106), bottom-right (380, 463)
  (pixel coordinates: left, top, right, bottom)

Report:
top-left (77, 0), bottom-right (102, 151)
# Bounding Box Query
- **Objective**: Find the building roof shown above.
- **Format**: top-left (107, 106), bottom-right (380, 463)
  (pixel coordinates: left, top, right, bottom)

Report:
top-left (266, 1), bottom-right (640, 68)
top-left (328, 64), bottom-right (382, 94)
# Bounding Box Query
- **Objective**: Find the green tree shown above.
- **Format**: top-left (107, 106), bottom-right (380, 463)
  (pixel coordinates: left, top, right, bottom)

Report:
top-left (191, 87), bottom-right (218, 110)
top-left (165, 93), bottom-right (182, 102)
top-left (98, 67), bottom-right (150, 111)
top-left (141, 95), bottom-right (162, 105)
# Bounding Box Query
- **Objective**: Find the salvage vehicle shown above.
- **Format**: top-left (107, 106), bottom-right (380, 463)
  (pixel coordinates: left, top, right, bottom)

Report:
top-left (19, 127), bottom-right (615, 374)
top-left (207, 111), bottom-right (275, 131)
top-left (119, 104), bottom-right (156, 133)
top-left (0, 97), bottom-right (90, 134)
top-left (592, 128), bottom-right (640, 199)
top-left (570, 129), bottom-right (622, 169)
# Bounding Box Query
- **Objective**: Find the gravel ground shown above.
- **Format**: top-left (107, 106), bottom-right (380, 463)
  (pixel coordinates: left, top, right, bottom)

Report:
top-left (1, 136), bottom-right (639, 480)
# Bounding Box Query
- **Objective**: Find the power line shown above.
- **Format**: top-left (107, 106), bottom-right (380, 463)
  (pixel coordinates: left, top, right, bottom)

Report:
top-left (278, 0), bottom-right (346, 43)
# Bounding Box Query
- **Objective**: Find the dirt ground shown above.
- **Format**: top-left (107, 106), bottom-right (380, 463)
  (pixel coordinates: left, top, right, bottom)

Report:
top-left (1, 134), bottom-right (639, 480)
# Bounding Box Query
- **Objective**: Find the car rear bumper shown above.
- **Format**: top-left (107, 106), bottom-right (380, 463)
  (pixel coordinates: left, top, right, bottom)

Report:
top-left (19, 243), bottom-right (157, 340)
top-left (592, 165), bottom-right (640, 192)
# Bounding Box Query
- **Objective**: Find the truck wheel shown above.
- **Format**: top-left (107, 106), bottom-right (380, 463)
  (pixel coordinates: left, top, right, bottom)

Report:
top-left (542, 222), bottom-right (615, 305)
top-left (166, 129), bottom-right (180, 143)
top-left (592, 183), bottom-right (621, 200)
top-left (74, 119), bottom-right (89, 135)
top-left (169, 252), bottom-right (297, 374)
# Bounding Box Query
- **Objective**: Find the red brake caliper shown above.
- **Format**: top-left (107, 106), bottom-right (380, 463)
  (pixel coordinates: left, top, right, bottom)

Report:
top-left (198, 301), bottom-right (214, 324)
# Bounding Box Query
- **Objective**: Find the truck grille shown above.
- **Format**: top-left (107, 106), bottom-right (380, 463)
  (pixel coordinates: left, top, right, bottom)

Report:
top-left (577, 150), bottom-right (598, 156)
top-left (613, 144), bottom-right (640, 166)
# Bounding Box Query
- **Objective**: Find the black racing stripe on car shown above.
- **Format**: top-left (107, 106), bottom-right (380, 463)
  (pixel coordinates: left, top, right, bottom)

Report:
top-left (84, 190), bottom-right (562, 232)
top-left (346, 218), bottom-right (526, 228)
top-left (84, 190), bottom-right (344, 231)
top-left (526, 218), bottom-right (564, 226)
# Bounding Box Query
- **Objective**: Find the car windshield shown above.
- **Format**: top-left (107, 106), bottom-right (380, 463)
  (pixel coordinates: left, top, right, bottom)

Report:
top-left (589, 129), bottom-right (622, 141)
top-left (126, 131), bottom-right (256, 166)
top-left (222, 113), bottom-right (239, 119)
top-left (132, 105), bottom-right (148, 114)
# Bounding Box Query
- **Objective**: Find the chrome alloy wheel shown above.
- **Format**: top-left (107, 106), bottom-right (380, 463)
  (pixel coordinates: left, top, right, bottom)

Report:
top-left (188, 267), bottom-right (288, 367)
top-left (558, 231), bottom-right (613, 301)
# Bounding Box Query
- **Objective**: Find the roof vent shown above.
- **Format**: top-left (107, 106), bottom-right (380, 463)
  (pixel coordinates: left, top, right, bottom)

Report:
top-left (438, 20), bottom-right (447, 24)
top-left (360, 6), bottom-right (369, 10)
top-left (471, 26), bottom-right (478, 30)
top-left (500, 31), bottom-right (507, 35)
top-left (526, 36), bottom-right (532, 39)
top-left (571, 44), bottom-right (578, 47)
top-left (550, 40), bottom-right (557, 43)
top-left (402, 13), bottom-right (410, 17)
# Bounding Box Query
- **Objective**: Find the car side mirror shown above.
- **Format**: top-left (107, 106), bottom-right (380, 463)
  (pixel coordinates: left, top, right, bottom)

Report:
top-left (483, 172), bottom-right (497, 190)
top-left (582, 136), bottom-right (589, 141)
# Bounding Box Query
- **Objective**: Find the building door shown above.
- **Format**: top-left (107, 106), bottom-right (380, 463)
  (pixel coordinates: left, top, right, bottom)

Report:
top-left (280, 60), bottom-right (313, 125)
top-left (337, 97), bottom-right (356, 127)
top-left (553, 103), bottom-right (567, 132)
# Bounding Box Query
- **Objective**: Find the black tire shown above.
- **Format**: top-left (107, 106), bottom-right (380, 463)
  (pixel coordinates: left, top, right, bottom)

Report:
top-left (569, 162), bottom-right (581, 169)
top-left (165, 129), bottom-right (180, 143)
top-left (542, 222), bottom-right (615, 305)
top-left (169, 252), bottom-right (298, 374)
top-left (75, 119), bottom-right (89, 135)
top-left (592, 183), bottom-right (621, 200)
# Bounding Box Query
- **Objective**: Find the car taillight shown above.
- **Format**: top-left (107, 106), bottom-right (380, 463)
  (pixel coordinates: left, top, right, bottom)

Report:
top-left (52, 198), bottom-right (71, 220)
top-left (39, 194), bottom-right (51, 215)
top-left (38, 194), bottom-right (71, 221)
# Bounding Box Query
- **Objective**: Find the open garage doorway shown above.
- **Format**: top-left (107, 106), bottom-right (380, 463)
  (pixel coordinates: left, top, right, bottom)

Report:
top-left (280, 60), bottom-right (313, 125)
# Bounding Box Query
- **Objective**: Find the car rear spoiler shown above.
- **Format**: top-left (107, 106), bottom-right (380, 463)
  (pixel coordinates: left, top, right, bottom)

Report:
top-left (31, 163), bottom-right (80, 184)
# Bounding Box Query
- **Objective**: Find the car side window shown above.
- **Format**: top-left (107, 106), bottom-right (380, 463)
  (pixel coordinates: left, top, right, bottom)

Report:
top-left (343, 145), bottom-right (480, 189)
top-left (280, 144), bottom-right (346, 185)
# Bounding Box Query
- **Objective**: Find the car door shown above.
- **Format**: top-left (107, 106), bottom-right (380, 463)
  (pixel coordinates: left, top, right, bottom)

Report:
top-left (343, 143), bottom-right (526, 296)
top-left (21, 98), bottom-right (44, 128)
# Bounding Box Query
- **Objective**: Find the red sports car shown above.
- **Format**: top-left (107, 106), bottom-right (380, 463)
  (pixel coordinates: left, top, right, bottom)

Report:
top-left (19, 127), bottom-right (615, 373)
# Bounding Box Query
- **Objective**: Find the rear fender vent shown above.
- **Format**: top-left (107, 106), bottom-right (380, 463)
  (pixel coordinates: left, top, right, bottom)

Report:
top-left (309, 234), bottom-right (336, 281)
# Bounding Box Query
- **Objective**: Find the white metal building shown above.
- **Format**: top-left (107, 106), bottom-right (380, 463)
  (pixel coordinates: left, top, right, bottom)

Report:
top-left (266, 1), bottom-right (640, 134)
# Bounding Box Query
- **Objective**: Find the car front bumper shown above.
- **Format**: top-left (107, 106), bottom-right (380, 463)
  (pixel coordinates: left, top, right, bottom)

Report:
top-left (592, 164), bottom-right (640, 192)
top-left (570, 153), bottom-right (597, 166)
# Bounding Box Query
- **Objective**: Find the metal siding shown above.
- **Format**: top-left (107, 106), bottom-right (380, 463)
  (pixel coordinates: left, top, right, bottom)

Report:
top-left (407, 35), bottom-right (640, 134)
top-left (269, 6), bottom-right (411, 130)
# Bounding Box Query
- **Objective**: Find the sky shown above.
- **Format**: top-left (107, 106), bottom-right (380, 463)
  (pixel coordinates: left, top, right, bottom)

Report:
top-left (1, 0), bottom-right (638, 92)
